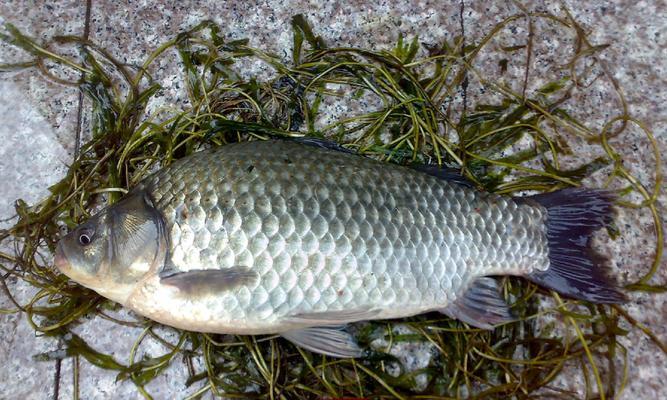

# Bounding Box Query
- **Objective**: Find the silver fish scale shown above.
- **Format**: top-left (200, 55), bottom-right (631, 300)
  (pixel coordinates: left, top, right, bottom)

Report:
top-left (143, 140), bottom-right (548, 327)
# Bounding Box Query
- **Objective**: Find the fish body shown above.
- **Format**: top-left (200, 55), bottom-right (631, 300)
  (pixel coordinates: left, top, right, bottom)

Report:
top-left (55, 139), bottom-right (623, 357)
top-left (130, 140), bottom-right (544, 332)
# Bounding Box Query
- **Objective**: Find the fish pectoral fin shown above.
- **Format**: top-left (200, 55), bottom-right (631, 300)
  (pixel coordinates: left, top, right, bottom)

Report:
top-left (284, 307), bottom-right (380, 326)
top-left (159, 266), bottom-right (258, 293)
top-left (440, 277), bottom-right (515, 329)
top-left (280, 326), bottom-right (362, 358)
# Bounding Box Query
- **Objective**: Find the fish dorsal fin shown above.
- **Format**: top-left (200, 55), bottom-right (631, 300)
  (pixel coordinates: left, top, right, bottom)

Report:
top-left (284, 307), bottom-right (380, 326)
top-left (159, 266), bottom-right (259, 293)
top-left (440, 277), bottom-right (514, 329)
top-left (280, 326), bottom-right (362, 358)
top-left (286, 137), bottom-right (476, 189)
top-left (411, 164), bottom-right (476, 188)
top-left (286, 136), bottom-right (356, 154)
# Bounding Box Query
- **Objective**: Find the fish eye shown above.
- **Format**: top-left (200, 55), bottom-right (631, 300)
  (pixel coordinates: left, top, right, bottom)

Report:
top-left (77, 228), bottom-right (95, 246)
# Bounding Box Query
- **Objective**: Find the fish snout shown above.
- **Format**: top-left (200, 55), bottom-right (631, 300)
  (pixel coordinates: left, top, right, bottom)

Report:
top-left (54, 243), bottom-right (69, 272)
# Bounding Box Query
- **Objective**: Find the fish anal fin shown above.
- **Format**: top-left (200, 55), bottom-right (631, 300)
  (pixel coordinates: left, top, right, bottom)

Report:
top-left (284, 307), bottom-right (380, 326)
top-left (280, 326), bottom-right (362, 358)
top-left (440, 277), bottom-right (515, 329)
top-left (159, 266), bottom-right (258, 293)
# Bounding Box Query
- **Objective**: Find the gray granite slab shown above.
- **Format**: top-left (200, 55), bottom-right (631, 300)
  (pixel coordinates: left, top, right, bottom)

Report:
top-left (0, 2), bottom-right (85, 398)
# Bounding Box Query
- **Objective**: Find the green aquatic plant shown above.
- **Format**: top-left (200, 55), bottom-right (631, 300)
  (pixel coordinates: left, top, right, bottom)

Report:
top-left (0, 6), bottom-right (663, 400)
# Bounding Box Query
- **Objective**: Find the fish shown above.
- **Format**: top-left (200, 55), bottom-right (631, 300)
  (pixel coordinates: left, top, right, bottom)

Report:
top-left (54, 138), bottom-right (625, 358)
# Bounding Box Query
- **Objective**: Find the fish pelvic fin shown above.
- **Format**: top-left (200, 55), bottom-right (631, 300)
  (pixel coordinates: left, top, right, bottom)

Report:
top-left (440, 277), bottom-right (515, 329)
top-left (280, 326), bottom-right (363, 358)
top-left (279, 308), bottom-right (379, 357)
top-left (523, 188), bottom-right (626, 303)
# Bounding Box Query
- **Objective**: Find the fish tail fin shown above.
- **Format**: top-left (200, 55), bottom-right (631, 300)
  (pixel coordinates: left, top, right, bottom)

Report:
top-left (523, 188), bottom-right (626, 303)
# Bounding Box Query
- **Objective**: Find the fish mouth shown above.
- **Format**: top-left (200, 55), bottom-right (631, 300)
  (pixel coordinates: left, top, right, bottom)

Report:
top-left (54, 243), bottom-right (69, 272)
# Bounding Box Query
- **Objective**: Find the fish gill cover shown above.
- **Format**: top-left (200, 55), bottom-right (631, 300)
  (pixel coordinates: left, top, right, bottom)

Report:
top-left (0, 5), bottom-right (663, 400)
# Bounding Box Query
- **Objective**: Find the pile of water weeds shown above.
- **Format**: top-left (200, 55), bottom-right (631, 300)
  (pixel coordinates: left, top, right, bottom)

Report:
top-left (0, 7), bottom-right (663, 400)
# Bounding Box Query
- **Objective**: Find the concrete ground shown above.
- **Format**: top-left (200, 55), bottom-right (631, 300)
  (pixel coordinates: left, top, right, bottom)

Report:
top-left (1, 1), bottom-right (664, 399)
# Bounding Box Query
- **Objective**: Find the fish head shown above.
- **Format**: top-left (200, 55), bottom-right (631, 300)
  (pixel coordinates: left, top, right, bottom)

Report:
top-left (55, 190), bottom-right (167, 304)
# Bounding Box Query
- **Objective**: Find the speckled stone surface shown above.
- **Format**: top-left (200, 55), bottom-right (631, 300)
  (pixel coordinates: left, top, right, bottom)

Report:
top-left (0, 1), bottom-right (664, 399)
